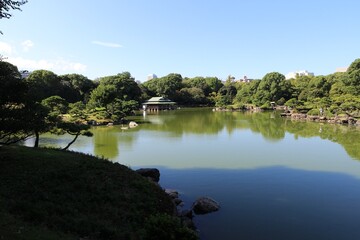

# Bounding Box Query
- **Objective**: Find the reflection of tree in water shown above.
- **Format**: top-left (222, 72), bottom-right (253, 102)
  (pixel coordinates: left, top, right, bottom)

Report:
top-left (92, 126), bottom-right (137, 160)
top-left (140, 109), bottom-right (225, 136)
top-left (230, 111), bottom-right (360, 160)
top-left (140, 109), bottom-right (286, 140)
top-left (242, 111), bottom-right (285, 141)
top-left (92, 127), bottom-right (119, 159)
top-left (284, 120), bottom-right (360, 161)
top-left (135, 109), bottom-right (360, 160)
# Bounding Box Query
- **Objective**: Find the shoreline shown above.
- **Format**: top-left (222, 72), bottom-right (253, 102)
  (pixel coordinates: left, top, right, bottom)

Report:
top-left (279, 111), bottom-right (360, 126)
top-left (213, 107), bottom-right (360, 126)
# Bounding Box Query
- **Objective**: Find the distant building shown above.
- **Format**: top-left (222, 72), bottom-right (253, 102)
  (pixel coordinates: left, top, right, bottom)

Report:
top-left (335, 67), bottom-right (348, 73)
top-left (237, 75), bottom-right (253, 83)
top-left (285, 70), bottom-right (314, 80)
top-left (19, 70), bottom-right (31, 79)
top-left (147, 73), bottom-right (158, 81)
top-left (142, 97), bottom-right (176, 111)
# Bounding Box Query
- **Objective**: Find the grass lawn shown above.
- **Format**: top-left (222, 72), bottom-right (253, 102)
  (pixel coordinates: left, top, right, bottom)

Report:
top-left (0, 146), bottom-right (197, 240)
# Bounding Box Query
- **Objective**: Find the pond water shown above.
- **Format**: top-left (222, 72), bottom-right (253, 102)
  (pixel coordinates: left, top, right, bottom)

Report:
top-left (26, 108), bottom-right (360, 240)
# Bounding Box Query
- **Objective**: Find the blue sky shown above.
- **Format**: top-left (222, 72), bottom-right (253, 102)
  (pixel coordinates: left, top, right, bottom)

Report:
top-left (1, 0), bottom-right (359, 81)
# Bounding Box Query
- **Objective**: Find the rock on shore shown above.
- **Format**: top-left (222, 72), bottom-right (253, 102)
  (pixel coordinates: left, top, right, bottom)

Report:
top-left (135, 168), bottom-right (160, 182)
top-left (280, 111), bottom-right (360, 126)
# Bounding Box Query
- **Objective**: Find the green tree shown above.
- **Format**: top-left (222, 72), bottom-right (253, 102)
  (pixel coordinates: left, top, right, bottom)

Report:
top-left (326, 72), bottom-right (347, 85)
top-left (347, 58), bottom-right (360, 74)
top-left (234, 80), bottom-right (260, 104)
top-left (183, 77), bottom-right (211, 96)
top-left (254, 72), bottom-right (290, 105)
top-left (345, 69), bottom-right (360, 95)
top-left (0, 61), bottom-right (31, 144)
top-left (41, 95), bottom-right (68, 115)
top-left (26, 102), bottom-right (51, 147)
top-left (178, 87), bottom-right (207, 105)
top-left (289, 75), bottom-right (311, 99)
top-left (306, 76), bottom-right (331, 100)
top-left (216, 85), bottom-right (237, 106)
top-left (0, 61), bottom-right (23, 105)
top-left (59, 74), bottom-right (95, 103)
top-left (0, 63), bottom-right (59, 147)
top-left (142, 73), bottom-right (182, 99)
top-left (41, 96), bottom-right (92, 150)
top-left (29, 96), bottom-right (69, 147)
top-left (87, 72), bottom-right (141, 121)
top-left (331, 94), bottom-right (360, 114)
top-left (98, 72), bottom-right (141, 101)
top-left (205, 77), bottom-right (223, 94)
top-left (329, 81), bottom-right (346, 98)
top-left (68, 101), bottom-right (88, 121)
top-left (25, 70), bottom-right (62, 102)
top-left (285, 98), bottom-right (299, 109)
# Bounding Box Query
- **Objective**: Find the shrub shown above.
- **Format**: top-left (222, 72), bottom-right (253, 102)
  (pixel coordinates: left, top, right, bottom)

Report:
top-left (142, 214), bottom-right (198, 240)
top-left (260, 102), bottom-right (272, 110)
top-left (233, 103), bottom-right (246, 110)
top-left (307, 109), bottom-right (320, 116)
top-left (277, 97), bottom-right (286, 106)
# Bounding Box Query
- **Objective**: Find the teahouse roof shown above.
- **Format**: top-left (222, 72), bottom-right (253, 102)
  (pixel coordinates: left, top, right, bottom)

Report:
top-left (143, 97), bottom-right (176, 105)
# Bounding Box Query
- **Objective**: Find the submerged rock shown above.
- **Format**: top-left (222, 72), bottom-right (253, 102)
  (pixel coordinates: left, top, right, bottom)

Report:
top-left (192, 197), bottom-right (220, 215)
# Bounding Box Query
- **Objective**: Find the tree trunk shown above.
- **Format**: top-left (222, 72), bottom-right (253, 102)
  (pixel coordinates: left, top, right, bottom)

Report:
top-left (62, 133), bottom-right (79, 151)
top-left (34, 131), bottom-right (39, 148)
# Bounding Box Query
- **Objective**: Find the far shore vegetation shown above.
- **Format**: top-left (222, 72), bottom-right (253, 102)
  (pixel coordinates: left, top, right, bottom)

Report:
top-left (1, 58), bottom-right (359, 146)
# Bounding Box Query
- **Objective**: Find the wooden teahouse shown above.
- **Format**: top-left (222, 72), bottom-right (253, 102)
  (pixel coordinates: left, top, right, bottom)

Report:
top-left (142, 97), bottom-right (176, 111)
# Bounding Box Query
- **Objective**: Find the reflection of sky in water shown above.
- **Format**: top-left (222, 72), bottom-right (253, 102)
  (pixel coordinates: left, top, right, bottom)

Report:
top-left (160, 167), bottom-right (360, 240)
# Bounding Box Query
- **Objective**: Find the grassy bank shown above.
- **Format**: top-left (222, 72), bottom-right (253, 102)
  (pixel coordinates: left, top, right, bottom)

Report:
top-left (0, 146), bottom-right (197, 240)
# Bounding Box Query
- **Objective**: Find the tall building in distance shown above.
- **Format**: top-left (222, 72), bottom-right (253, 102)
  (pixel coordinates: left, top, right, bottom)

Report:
top-left (19, 70), bottom-right (31, 79)
top-left (147, 73), bottom-right (158, 81)
top-left (285, 70), bottom-right (314, 80)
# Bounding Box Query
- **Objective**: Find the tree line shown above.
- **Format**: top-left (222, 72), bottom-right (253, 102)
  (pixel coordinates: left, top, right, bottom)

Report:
top-left (232, 59), bottom-right (360, 117)
top-left (1, 59), bottom-right (359, 146)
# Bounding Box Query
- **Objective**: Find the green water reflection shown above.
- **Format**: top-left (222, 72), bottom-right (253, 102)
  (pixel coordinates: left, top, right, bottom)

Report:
top-left (90, 109), bottom-right (360, 161)
top-left (32, 108), bottom-right (360, 176)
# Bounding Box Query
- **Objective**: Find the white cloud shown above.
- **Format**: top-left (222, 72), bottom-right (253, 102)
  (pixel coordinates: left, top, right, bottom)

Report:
top-left (21, 40), bottom-right (34, 52)
top-left (7, 57), bottom-right (87, 72)
top-left (0, 41), bottom-right (13, 55)
top-left (1, 40), bottom-right (87, 74)
top-left (92, 40), bottom-right (123, 48)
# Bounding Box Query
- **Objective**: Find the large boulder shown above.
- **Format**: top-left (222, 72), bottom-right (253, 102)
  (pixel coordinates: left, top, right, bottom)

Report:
top-left (192, 197), bottom-right (220, 215)
top-left (135, 168), bottom-right (160, 182)
top-left (165, 189), bottom-right (179, 199)
top-left (129, 121), bottom-right (138, 128)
